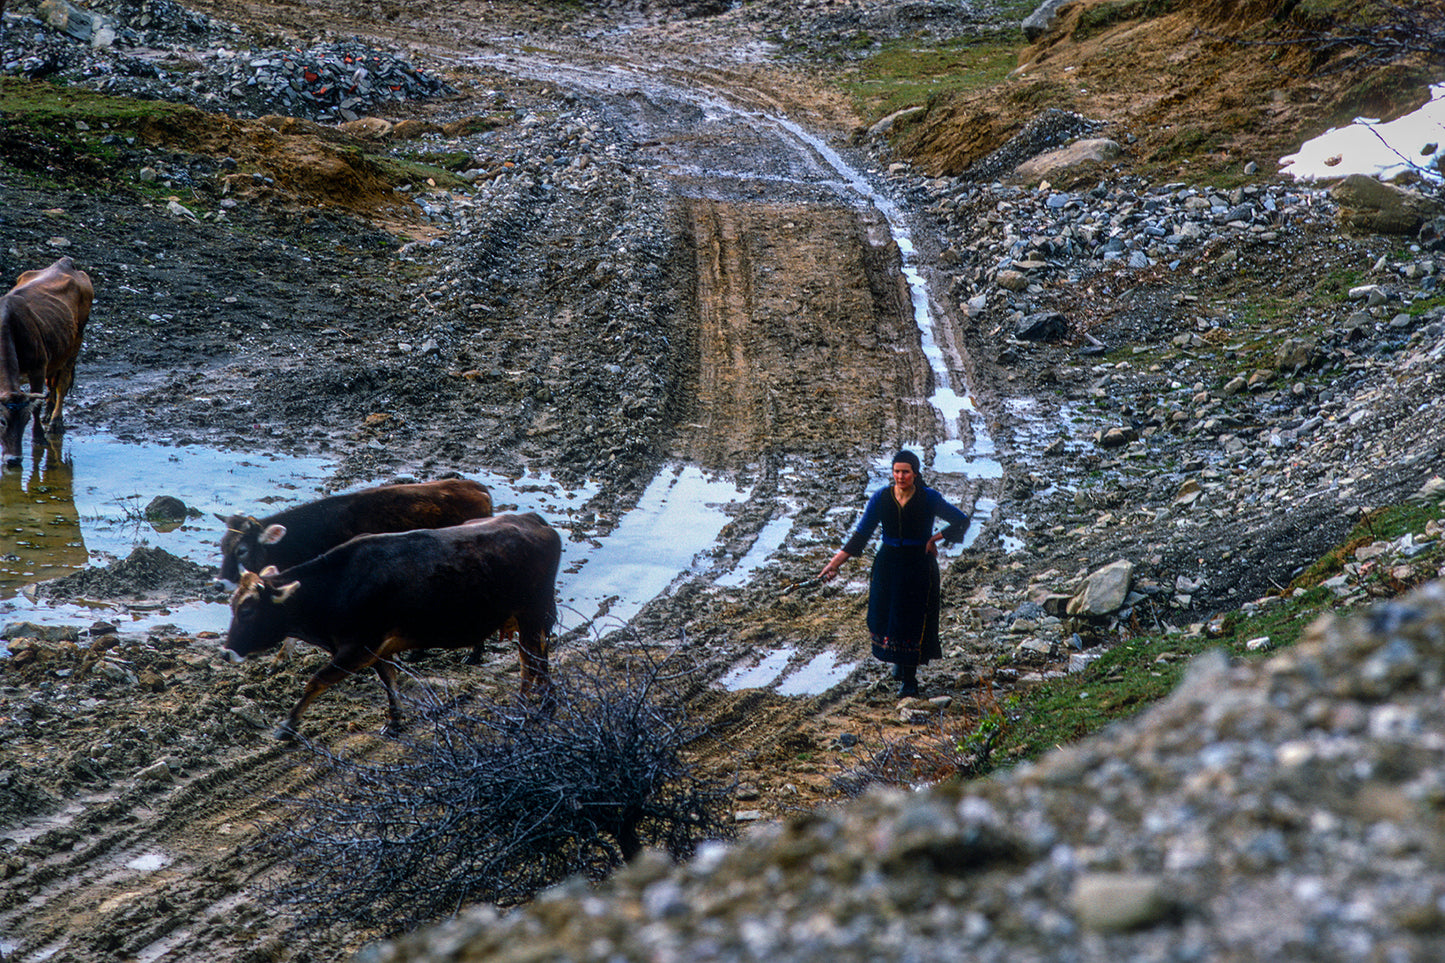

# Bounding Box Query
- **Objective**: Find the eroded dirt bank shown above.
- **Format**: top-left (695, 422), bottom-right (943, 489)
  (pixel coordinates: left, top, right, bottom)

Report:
top-left (2, 0), bottom-right (1443, 960)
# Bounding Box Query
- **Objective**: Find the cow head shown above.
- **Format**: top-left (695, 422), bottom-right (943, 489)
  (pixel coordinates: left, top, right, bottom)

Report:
top-left (221, 567), bottom-right (299, 662)
top-left (2, 391), bottom-right (44, 467)
top-left (215, 513), bottom-right (288, 582)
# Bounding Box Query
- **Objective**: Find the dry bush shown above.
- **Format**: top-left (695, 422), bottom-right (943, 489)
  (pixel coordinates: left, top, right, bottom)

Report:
top-left (259, 656), bottom-right (735, 934)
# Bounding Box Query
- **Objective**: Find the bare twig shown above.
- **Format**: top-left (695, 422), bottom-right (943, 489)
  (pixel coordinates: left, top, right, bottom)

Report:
top-left (259, 652), bottom-right (736, 935)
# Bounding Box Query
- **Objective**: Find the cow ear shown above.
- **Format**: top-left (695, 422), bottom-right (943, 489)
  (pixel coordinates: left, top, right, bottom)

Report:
top-left (259, 524), bottom-right (287, 545)
top-left (273, 581), bottom-right (299, 604)
top-left (214, 512), bottom-right (230, 524)
top-left (259, 565), bottom-right (281, 577)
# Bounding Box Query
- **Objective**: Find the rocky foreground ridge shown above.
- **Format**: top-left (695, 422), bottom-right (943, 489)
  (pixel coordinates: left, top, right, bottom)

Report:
top-left (364, 580), bottom-right (1445, 963)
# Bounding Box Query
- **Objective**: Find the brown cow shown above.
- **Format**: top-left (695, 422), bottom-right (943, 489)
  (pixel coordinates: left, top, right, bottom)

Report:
top-left (1, 257), bottom-right (92, 467)
top-left (221, 513), bottom-right (562, 739)
top-left (215, 478), bottom-right (494, 583)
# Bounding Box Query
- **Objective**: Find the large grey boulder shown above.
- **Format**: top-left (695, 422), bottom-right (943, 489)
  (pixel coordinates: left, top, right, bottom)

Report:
top-left (1067, 558), bottom-right (1134, 616)
top-left (1023, 0), bottom-right (1074, 41)
top-left (1330, 173), bottom-right (1445, 235)
top-left (1011, 138), bottom-right (1122, 186)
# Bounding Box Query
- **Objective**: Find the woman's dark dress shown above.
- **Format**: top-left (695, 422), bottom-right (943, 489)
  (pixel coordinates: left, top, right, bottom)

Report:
top-left (842, 484), bottom-right (969, 667)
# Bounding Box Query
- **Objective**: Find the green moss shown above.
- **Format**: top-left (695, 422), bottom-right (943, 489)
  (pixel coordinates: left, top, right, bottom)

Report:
top-left (986, 495), bottom-right (1445, 771)
top-left (1073, 0), bottom-right (1183, 42)
top-left (373, 156), bottom-right (468, 191)
top-left (408, 150), bottom-right (475, 173)
top-left (841, 29), bottom-right (1027, 122)
top-left (0, 78), bottom-right (192, 128)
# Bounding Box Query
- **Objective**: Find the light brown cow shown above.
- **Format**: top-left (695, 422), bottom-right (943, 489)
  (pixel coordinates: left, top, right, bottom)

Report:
top-left (1, 257), bottom-right (92, 467)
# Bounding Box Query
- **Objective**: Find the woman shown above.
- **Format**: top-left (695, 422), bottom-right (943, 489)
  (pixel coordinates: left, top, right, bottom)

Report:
top-left (819, 450), bottom-right (970, 697)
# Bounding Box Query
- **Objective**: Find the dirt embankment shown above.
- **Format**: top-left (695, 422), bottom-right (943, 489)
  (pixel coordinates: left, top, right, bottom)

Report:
top-left (1, 0), bottom-right (1442, 960)
top-left (900, 0), bottom-right (1445, 181)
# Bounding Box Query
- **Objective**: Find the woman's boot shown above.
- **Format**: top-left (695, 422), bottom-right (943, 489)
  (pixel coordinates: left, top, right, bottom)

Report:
top-left (899, 664), bottom-right (919, 697)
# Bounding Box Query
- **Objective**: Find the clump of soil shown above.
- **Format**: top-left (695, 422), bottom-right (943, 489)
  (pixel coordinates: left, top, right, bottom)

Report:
top-left (36, 546), bottom-right (220, 601)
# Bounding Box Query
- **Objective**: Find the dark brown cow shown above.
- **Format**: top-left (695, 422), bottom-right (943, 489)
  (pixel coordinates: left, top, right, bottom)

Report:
top-left (1, 257), bottom-right (92, 467)
top-left (221, 513), bottom-right (562, 739)
top-left (215, 478), bottom-right (494, 583)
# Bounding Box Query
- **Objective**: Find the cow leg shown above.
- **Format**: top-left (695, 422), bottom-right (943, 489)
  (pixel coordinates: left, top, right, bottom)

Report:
top-left (43, 364), bottom-right (75, 433)
top-left (516, 616), bottom-right (552, 707)
top-left (277, 659), bottom-right (360, 739)
top-left (373, 659), bottom-right (407, 735)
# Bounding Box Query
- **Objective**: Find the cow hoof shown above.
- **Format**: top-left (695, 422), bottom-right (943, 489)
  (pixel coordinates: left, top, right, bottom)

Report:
top-left (272, 724), bottom-right (299, 741)
top-left (381, 721), bottom-right (408, 738)
top-left (463, 651), bottom-right (483, 666)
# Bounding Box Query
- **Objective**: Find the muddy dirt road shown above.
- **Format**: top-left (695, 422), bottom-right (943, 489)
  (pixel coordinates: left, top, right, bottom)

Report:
top-left (0, 2), bottom-right (1010, 959)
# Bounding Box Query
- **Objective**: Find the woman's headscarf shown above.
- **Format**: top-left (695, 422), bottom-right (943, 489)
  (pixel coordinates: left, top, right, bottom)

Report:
top-left (891, 449), bottom-right (923, 485)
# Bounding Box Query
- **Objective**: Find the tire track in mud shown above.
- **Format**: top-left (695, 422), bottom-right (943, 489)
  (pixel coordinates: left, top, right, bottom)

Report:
top-left (0, 736), bottom-right (309, 961)
top-left (676, 197), bottom-right (933, 469)
top-left (0, 652), bottom-right (483, 962)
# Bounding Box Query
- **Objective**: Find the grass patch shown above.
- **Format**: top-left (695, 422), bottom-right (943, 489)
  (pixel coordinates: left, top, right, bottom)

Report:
top-left (841, 30), bottom-right (1026, 122)
top-left (373, 154), bottom-right (469, 191)
top-left (0, 78), bottom-right (193, 130)
top-left (971, 495), bottom-right (1445, 771)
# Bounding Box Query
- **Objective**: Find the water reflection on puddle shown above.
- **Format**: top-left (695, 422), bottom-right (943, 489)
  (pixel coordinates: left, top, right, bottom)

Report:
top-left (1, 430), bottom-right (334, 590)
top-left (1, 430), bottom-right (336, 642)
top-left (1, 432), bottom-right (758, 641)
top-left (717, 646), bottom-right (859, 696)
top-left (556, 464), bottom-right (745, 629)
top-left (718, 647), bottom-right (795, 690)
top-left (775, 649), bottom-right (856, 696)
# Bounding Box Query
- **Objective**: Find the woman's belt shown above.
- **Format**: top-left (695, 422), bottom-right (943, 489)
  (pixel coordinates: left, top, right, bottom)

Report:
top-left (881, 537), bottom-right (927, 547)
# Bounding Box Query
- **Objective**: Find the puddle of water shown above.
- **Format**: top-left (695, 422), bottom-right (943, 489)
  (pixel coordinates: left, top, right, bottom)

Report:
top-left (1281, 82), bottom-right (1444, 182)
top-left (718, 646), bottom-right (795, 691)
top-left (126, 851), bottom-right (172, 872)
top-left (775, 649), bottom-right (857, 696)
top-left (556, 464), bottom-right (747, 629)
top-left (1, 441), bottom-right (751, 640)
top-left (0, 429), bottom-right (334, 598)
top-left (714, 503), bottom-right (797, 588)
top-left (0, 597), bottom-right (235, 647)
top-left (974, 496), bottom-right (1026, 552)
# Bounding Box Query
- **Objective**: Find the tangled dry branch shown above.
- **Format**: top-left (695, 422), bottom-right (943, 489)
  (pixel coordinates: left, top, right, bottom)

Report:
top-left (258, 657), bottom-right (736, 934)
